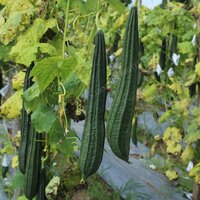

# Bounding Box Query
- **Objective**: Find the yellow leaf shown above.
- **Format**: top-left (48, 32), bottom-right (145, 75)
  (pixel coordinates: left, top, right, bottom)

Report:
top-left (0, 15), bottom-right (5, 27)
top-left (169, 82), bottom-right (182, 94)
top-left (2, 145), bottom-right (14, 154)
top-left (0, 0), bottom-right (10, 5)
top-left (12, 155), bottom-right (18, 168)
top-left (189, 163), bottom-right (200, 184)
top-left (114, 48), bottom-right (123, 57)
top-left (0, 89), bottom-right (23, 118)
top-left (184, 73), bottom-right (197, 87)
top-left (165, 170), bottom-right (179, 181)
top-left (163, 127), bottom-right (182, 142)
top-left (148, 54), bottom-right (159, 70)
top-left (159, 111), bottom-right (171, 123)
top-left (163, 127), bottom-right (182, 155)
top-left (195, 62), bottom-right (200, 77)
top-left (173, 99), bottom-right (190, 111)
top-left (181, 145), bottom-right (194, 163)
top-left (150, 142), bottom-right (157, 157)
top-left (113, 14), bottom-right (125, 29)
top-left (12, 71), bottom-right (25, 89)
top-left (166, 140), bottom-right (182, 155)
top-left (143, 84), bottom-right (157, 103)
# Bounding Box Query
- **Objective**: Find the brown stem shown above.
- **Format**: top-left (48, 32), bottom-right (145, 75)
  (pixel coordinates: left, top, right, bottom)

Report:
top-left (193, 184), bottom-right (200, 200)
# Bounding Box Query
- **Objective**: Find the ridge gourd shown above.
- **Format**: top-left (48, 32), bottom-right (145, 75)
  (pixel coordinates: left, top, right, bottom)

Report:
top-left (19, 63), bottom-right (34, 174)
top-left (79, 30), bottom-right (107, 180)
top-left (107, 6), bottom-right (139, 162)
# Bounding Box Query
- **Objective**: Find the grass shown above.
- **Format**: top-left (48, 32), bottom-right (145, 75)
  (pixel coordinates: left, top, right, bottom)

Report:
top-left (54, 155), bottom-right (122, 200)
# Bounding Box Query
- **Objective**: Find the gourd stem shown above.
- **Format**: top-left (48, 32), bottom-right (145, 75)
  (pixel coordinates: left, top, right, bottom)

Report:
top-left (134, 0), bottom-right (139, 7)
top-left (62, 0), bottom-right (70, 59)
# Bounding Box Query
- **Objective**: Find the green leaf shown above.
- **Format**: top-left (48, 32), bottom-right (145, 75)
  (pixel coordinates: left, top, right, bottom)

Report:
top-left (75, 49), bottom-right (91, 86)
top-left (195, 62), bottom-right (200, 77)
top-left (10, 18), bottom-right (57, 65)
top-left (23, 82), bottom-right (40, 102)
top-left (39, 43), bottom-right (57, 55)
top-left (10, 172), bottom-right (24, 189)
top-left (49, 120), bottom-right (78, 156)
top-left (0, 0), bottom-right (9, 5)
top-left (143, 84), bottom-right (157, 103)
top-left (58, 0), bottom-right (98, 13)
top-left (49, 119), bottom-right (64, 146)
top-left (107, 0), bottom-right (125, 13)
top-left (178, 41), bottom-right (193, 54)
top-left (18, 196), bottom-right (28, 200)
top-left (31, 103), bottom-right (57, 133)
top-left (24, 97), bottom-right (40, 113)
top-left (63, 73), bottom-right (86, 97)
top-left (31, 56), bottom-right (77, 92)
top-left (0, 44), bottom-right (12, 61)
top-left (184, 123), bottom-right (200, 144)
top-left (57, 131), bottom-right (78, 156)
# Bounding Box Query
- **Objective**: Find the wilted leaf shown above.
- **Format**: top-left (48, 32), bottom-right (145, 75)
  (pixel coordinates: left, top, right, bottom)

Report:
top-left (0, 0), bottom-right (34, 45)
top-left (12, 71), bottom-right (25, 89)
top-left (0, 89), bottom-right (23, 118)
top-left (10, 18), bottom-right (57, 65)
top-left (45, 176), bottom-right (60, 200)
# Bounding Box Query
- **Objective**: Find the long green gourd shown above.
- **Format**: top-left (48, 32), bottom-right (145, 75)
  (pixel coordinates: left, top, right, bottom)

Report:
top-left (19, 63), bottom-right (34, 174)
top-left (79, 30), bottom-right (107, 180)
top-left (36, 168), bottom-right (47, 200)
top-left (189, 56), bottom-right (197, 97)
top-left (24, 127), bottom-right (41, 199)
top-left (131, 117), bottom-right (137, 146)
top-left (107, 6), bottom-right (139, 162)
